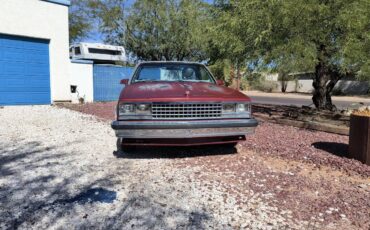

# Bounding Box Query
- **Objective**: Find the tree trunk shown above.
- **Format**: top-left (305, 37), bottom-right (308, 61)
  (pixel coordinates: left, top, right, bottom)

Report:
top-left (312, 66), bottom-right (339, 111)
top-left (279, 72), bottom-right (288, 93)
top-left (312, 63), bottom-right (343, 111)
top-left (230, 64), bottom-right (235, 88)
top-left (313, 63), bottom-right (328, 109)
top-left (312, 45), bottom-right (338, 111)
top-left (236, 64), bottom-right (241, 91)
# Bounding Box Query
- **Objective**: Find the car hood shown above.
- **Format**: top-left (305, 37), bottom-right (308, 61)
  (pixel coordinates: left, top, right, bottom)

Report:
top-left (119, 82), bottom-right (251, 102)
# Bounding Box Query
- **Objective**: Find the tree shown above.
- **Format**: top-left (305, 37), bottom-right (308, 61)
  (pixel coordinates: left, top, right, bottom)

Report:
top-left (69, 0), bottom-right (126, 43)
top-left (208, 1), bottom-right (251, 90)
top-left (87, 0), bottom-right (126, 45)
top-left (69, 0), bottom-right (93, 43)
top-left (124, 0), bottom-right (211, 61)
top-left (212, 0), bottom-right (370, 110)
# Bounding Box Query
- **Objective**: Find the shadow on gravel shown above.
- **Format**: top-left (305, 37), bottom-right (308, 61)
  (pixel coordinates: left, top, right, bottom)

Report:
top-left (103, 196), bottom-right (210, 229)
top-left (312, 141), bottom-right (349, 157)
top-left (113, 144), bottom-right (237, 159)
top-left (0, 141), bottom-right (58, 176)
top-left (0, 139), bottom-right (212, 229)
top-left (54, 188), bottom-right (117, 204)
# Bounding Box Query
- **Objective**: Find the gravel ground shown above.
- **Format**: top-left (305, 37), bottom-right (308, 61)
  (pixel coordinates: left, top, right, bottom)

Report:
top-left (1, 105), bottom-right (370, 229)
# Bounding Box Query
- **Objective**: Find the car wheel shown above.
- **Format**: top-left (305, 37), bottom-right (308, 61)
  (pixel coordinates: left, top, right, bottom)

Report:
top-left (224, 142), bottom-right (238, 148)
top-left (117, 138), bottom-right (136, 152)
top-left (116, 138), bottom-right (123, 152)
top-left (122, 144), bottom-right (136, 153)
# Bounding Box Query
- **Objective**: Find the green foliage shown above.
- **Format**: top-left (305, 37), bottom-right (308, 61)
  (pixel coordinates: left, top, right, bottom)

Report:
top-left (208, 59), bottom-right (233, 86)
top-left (88, 0), bottom-right (126, 45)
top-left (207, 63), bottom-right (224, 80)
top-left (257, 81), bottom-right (278, 93)
top-left (245, 73), bottom-right (277, 92)
top-left (69, 0), bottom-right (126, 44)
top-left (213, 0), bottom-right (370, 79)
top-left (124, 0), bottom-right (211, 61)
top-left (69, 0), bottom-right (93, 43)
top-left (212, 0), bottom-right (370, 108)
top-left (68, 0), bottom-right (211, 61)
top-left (68, 0), bottom-right (370, 97)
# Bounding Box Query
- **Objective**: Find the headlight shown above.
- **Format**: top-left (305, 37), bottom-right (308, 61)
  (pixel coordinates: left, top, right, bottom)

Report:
top-left (236, 103), bottom-right (251, 113)
top-left (119, 103), bottom-right (135, 115)
top-left (136, 104), bottom-right (151, 114)
top-left (118, 103), bottom-right (151, 116)
top-left (222, 103), bottom-right (236, 113)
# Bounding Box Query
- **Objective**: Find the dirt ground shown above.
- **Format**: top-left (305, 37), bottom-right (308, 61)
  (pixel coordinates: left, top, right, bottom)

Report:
top-left (252, 104), bottom-right (350, 127)
top-left (245, 91), bottom-right (370, 103)
top-left (1, 104), bottom-right (369, 229)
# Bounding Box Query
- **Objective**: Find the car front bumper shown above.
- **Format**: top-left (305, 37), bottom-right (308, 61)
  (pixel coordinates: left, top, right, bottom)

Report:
top-left (111, 119), bottom-right (258, 139)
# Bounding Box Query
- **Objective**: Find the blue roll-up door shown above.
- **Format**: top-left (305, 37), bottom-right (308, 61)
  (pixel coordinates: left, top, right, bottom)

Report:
top-left (93, 65), bottom-right (133, 102)
top-left (0, 34), bottom-right (51, 105)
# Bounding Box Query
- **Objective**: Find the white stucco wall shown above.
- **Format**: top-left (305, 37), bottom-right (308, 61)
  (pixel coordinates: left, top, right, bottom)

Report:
top-left (70, 61), bottom-right (94, 103)
top-left (272, 79), bottom-right (369, 95)
top-left (0, 0), bottom-right (71, 102)
top-left (264, 73), bottom-right (279, 81)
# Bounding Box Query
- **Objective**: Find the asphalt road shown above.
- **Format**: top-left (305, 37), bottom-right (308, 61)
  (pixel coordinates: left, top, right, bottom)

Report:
top-left (250, 95), bottom-right (369, 109)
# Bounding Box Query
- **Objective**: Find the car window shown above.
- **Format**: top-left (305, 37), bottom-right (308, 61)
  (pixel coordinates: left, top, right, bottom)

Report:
top-left (133, 64), bottom-right (215, 83)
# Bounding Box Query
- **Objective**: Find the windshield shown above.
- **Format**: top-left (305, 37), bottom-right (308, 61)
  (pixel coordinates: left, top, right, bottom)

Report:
top-left (132, 63), bottom-right (215, 83)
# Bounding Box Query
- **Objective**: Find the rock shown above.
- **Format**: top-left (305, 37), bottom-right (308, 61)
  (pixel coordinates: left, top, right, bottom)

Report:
top-left (358, 184), bottom-right (368, 189)
top-left (342, 109), bottom-right (353, 116)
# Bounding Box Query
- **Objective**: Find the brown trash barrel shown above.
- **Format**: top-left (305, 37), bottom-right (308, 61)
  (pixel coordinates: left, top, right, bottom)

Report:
top-left (349, 114), bottom-right (370, 165)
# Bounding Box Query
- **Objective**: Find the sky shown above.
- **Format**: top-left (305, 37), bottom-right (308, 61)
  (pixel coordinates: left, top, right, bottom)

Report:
top-left (84, 0), bottom-right (214, 43)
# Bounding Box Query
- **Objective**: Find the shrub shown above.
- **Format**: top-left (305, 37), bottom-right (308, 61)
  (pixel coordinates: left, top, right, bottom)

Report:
top-left (246, 73), bottom-right (278, 92)
top-left (255, 81), bottom-right (279, 92)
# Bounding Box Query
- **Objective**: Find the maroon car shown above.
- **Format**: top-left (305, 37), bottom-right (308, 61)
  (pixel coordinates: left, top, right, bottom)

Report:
top-left (112, 61), bottom-right (258, 150)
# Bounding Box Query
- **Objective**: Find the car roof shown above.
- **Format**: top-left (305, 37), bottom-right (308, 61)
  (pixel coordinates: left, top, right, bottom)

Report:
top-left (137, 61), bottom-right (205, 66)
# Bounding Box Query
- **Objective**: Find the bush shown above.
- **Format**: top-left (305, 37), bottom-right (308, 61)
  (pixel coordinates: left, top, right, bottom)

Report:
top-left (239, 78), bottom-right (249, 91)
top-left (246, 73), bottom-right (278, 92)
top-left (255, 81), bottom-right (279, 92)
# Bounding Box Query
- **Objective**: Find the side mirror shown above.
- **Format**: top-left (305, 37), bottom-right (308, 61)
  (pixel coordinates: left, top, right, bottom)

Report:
top-left (120, 79), bottom-right (129, 85)
top-left (216, 80), bottom-right (225, 86)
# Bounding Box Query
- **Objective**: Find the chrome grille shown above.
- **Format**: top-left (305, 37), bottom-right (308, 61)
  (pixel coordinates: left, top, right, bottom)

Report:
top-left (152, 103), bottom-right (222, 119)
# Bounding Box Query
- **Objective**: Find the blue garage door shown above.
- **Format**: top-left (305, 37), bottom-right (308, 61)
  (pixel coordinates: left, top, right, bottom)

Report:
top-left (0, 34), bottom-right (51, 105)
top-left (93, 65), bottom-right (133, 102)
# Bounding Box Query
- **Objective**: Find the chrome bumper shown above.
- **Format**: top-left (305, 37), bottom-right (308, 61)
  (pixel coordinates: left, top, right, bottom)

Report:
top-left (111, 119), bottom-right (258, 139)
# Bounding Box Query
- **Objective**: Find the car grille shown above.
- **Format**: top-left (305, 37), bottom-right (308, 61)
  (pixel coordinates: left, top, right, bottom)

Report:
top-left (152, 103), bottom-right (222, 119)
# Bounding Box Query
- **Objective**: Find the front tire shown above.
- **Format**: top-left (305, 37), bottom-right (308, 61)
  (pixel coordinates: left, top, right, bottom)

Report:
top-left (116, 138), bottom-right (136, 153)
top-left (116, 138), bottom-right (123, 152)
top-left (223, 142), bottom-right (238, 148)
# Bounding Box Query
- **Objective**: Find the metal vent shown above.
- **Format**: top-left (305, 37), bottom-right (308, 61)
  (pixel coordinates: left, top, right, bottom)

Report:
top-left (152, 103), bottom-right (222, 119)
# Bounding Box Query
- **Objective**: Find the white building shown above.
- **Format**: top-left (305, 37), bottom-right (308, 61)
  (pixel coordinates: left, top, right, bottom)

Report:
top-left (0, 0), bottom-right (71, 105)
